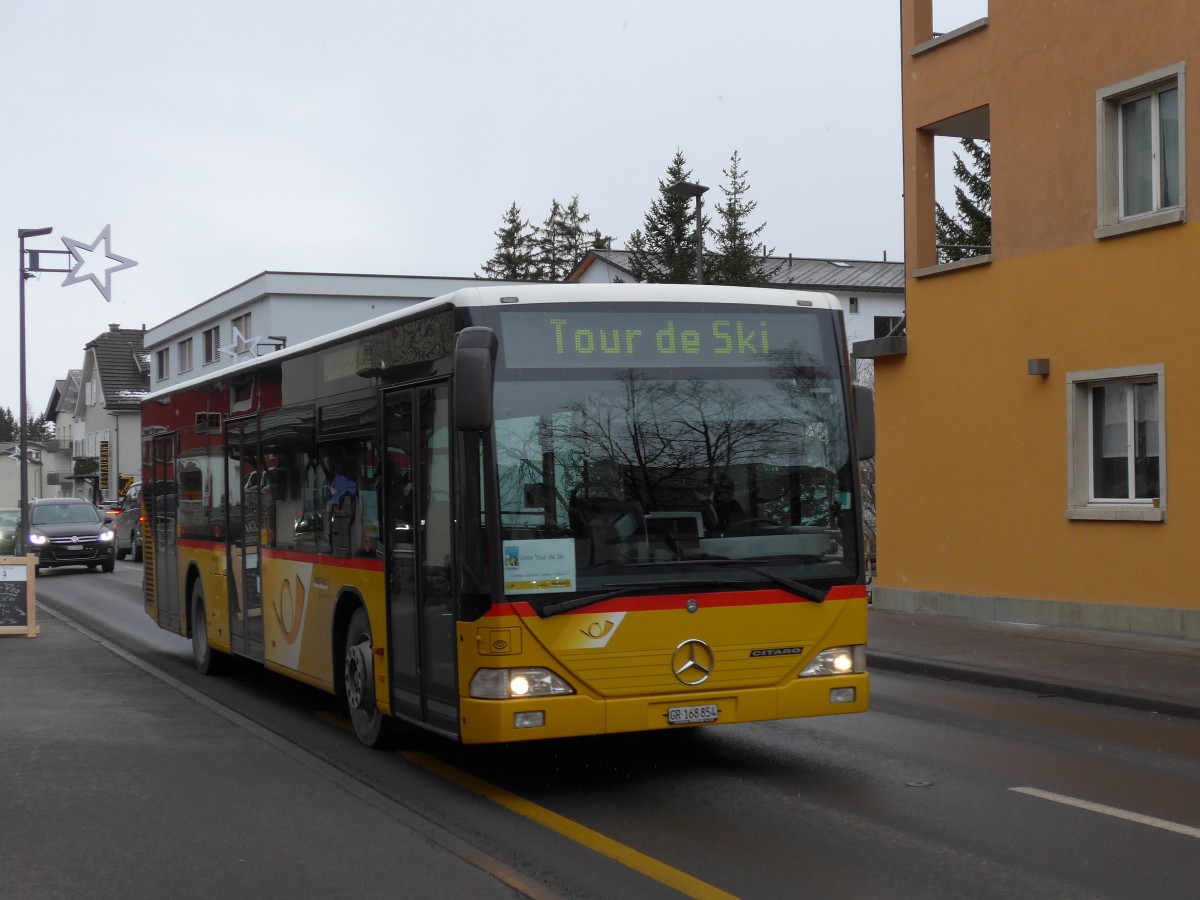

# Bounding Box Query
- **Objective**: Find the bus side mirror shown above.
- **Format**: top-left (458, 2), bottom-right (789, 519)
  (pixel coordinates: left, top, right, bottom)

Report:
top-left (853, 385), bottom-right (875, 461)
top-left (454, 326), bottom-right (498, 432)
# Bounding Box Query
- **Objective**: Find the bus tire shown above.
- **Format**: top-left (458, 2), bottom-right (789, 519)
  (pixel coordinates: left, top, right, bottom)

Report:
top-left (191, 581), bottom-right (229, 676)
top-left (343, 606), bottom-right (389, 748)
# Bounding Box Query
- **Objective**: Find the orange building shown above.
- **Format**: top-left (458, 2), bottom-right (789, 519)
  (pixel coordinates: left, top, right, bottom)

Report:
top-left (865, 1), bottom-right (1199, 638)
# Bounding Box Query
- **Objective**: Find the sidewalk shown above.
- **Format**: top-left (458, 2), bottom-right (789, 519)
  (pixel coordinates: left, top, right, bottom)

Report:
top-left (868, 607), bottom-right (1200, 719)
top-left (0, 610), bottom-right (543, 900)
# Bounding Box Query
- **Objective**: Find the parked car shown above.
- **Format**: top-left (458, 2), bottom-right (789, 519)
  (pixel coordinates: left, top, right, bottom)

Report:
top-left (0, 508), bottom-right (19, 555)
top-left (114, 481), bottom-right (144, 562)
top-left (26, 497), bottom-right (116, 573)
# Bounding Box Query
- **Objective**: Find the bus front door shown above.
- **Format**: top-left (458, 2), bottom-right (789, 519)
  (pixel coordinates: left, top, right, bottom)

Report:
top-left (150, 433), bottom-right (180, 632)
top-left (383, 385), bottom-right (459, 737)
top-left (225, 418), bottom-right (264, 661)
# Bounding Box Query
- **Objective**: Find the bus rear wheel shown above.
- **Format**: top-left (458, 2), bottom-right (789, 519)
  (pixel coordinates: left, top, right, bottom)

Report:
top-left (344, 606), bottom-right (388, 748)
top-left (191, 582), bottom-right (229, 676)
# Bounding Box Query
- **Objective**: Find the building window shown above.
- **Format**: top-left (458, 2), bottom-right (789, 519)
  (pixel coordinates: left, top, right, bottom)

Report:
top-left (874, 315), bottom-right (904, 339)
top-left (1067, 365), bottom-right (1165, 521)
top-left (1096, 63), bottom-right (1185, 239)
top-left (85, 381), bottom-right (96, 406)
top-left (848, 297), bottom-right (859, 314)
top-left (231, 312), bottom-right (252, 353)
top-left (177, 337), bottom-right (193, 374)
top-left (155, 348), bottom-right (169, 381)
top-left (203, 326), bottom-right (220, 365)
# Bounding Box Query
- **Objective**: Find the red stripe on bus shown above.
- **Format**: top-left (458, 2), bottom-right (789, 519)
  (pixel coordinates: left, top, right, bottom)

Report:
top-left (174, 539), bottom-right (384, 572)
top-left (485, 585), bottom-right (864, 618)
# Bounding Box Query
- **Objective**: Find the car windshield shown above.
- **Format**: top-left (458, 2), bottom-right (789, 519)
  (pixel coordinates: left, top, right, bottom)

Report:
top-left (31, 504), bottom-right (103, 526)
top-left (0, 510), bottom-right (18, 527)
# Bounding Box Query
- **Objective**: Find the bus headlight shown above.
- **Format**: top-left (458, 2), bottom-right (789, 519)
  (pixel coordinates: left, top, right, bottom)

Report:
top-left (469, 667), bottom-right (575, 699)
top-left (799, 646), bottom-right (866, 677)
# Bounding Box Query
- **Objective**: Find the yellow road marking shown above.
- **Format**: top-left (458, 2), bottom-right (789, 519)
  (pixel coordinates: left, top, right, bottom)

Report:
top-left (404, 751), bottom-right (739, 900)
top-left (316, 710), bottom-right (354, 731)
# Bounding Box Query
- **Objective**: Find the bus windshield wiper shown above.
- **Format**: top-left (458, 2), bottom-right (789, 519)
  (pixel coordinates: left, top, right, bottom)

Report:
top-left (672, 558), bottom-right (826, 603)
top-left (536, 579), bottom-right (705, 618)
top-left (537, 589), bottom-right (626, 618)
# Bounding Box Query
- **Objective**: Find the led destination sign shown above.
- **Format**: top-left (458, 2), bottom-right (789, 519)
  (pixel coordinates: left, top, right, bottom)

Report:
top-left (500, 309), bottom-right (825, 369)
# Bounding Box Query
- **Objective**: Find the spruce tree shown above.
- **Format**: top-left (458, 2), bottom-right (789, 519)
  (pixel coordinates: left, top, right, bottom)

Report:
top-left (559, 196), bottom-right (612, 279)
top-left (936, 139), bottom-right (991, 264)
top-left (626, 150), bottom-right (707, 284)
top-left (480, 203), bottom-right (541, 280)
top-left (535, 199), bottom-right (570, 282)
top-left (707, 151), bottom-right (777, 287)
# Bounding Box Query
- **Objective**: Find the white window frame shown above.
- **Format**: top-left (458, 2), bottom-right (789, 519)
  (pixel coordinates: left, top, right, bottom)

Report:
top-left (1066, 364), bottom-right (1165, 521)
top-left (231, 312), bottom-right (252, 353)
top-left (203, 326), bottom-right (220, 365)
top-left (1096, 63), bottom-right (1186, 240)
top-left (177, 337), bottom-right (193, 374)
top-left (155, 348), bottom-right (169, 381)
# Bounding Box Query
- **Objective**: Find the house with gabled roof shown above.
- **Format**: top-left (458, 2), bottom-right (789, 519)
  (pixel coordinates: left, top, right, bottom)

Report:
top-left (42, 370), bottom-right (82, 499)
top-left (72, 325), bottom-right (148, 504)
top-left (567, 248), bottom-right (905, 359)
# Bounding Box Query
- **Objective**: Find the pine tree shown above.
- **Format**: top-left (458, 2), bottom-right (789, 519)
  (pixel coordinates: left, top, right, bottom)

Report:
top-left (936, 139), bottom-right (991, 264)
top-left (535, 199), bottom-right (570, 282)
top-left (707, 151), bottom-right (777, 287)
top-left (559, 196), bottom-right (612, 279)
top-left (480, 203), bottom-right (541, 280)
top-left (25, 414), bottom-right (52, 442)
top-left (626, 150), bottom-right (707, 284)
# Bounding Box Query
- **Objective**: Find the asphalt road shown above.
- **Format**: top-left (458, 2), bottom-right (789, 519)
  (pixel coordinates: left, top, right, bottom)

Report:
top-left (32, 562), bottom-right (1200, 899)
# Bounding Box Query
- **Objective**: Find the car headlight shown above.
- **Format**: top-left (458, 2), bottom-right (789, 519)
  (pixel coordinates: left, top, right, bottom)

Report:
top-left (99, 530), bottom-right (115, 543)
top-left (469, 667), bottom-right (575, 699)
top-left (799, 646), bottom-right (866, 677)
top-left (27, 533), bottom-right (48, 546)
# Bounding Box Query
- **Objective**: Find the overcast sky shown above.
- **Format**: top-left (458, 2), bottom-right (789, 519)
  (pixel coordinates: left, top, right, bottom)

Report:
top-left (1, 1), bottom-right (985, 419)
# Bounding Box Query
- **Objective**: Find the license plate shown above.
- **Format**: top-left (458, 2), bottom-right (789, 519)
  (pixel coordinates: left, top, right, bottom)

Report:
top-left (667, 704), bottom-right (719, 725)
top-left (67, 544), bottom-right (83, 551)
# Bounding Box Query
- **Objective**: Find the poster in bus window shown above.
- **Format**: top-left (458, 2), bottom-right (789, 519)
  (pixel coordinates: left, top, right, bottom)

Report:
top-left (502, 538), bottom-right (575, 594)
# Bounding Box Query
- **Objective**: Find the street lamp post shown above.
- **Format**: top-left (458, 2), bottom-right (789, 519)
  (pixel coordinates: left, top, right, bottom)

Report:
top-left (17, 227), bottom-right (52, 549)
top-left (665, 179), bottom-right (709, 285)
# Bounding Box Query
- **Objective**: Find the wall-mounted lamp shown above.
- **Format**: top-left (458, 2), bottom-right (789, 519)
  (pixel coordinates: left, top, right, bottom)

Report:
top-left (1027, 358), bottom-right (1050, 376)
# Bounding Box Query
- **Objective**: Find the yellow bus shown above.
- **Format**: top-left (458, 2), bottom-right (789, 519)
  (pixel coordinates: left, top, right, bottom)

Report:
top-left (141, 284), bottom-right (874, 745)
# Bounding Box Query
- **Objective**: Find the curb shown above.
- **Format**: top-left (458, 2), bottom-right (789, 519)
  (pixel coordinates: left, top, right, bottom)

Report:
top-left (868, 651), bottom-right (1200, 722)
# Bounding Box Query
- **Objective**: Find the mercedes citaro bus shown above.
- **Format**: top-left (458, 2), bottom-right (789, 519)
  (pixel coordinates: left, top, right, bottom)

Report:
top-left (140, 283), bottom-right (874, 745)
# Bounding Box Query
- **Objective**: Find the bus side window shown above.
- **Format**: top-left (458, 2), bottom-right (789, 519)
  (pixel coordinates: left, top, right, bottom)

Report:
top-left (324, 440), bottom-right (373, 558)
top-left (294, 456), bottom-right (330, 553)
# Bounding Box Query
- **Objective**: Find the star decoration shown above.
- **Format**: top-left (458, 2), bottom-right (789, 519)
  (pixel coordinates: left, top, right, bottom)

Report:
top-left (61, 225), bottom-right (138, 302)
top-left (218, 327), bottom-right (266, 358)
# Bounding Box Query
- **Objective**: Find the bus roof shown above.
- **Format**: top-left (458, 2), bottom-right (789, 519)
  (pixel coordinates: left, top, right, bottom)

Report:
top-left (145, 283), bottom-right (841, 402)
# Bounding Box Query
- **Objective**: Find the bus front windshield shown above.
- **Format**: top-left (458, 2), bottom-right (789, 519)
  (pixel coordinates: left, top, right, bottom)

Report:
top-left (489, 304), bottom-right (860, 607)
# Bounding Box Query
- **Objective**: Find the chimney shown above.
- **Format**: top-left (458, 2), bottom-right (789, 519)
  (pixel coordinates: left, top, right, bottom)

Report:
top-left (109, 323), bottom-right (121, 332)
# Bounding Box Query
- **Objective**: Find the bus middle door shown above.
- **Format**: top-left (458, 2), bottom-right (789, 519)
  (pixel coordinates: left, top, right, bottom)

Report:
top-left (383, 384), bottom-right (459, 737)
top-left (150, 432), bottom-right (180, 632)
top-left (225, 417), bottom-right (265, 661)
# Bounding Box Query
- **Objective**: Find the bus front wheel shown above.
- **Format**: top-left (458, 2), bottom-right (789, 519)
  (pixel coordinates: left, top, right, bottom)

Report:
top-left (343, 606), bottom-right (388, 748)
top-left (191, 582), bottom-right (229, 676)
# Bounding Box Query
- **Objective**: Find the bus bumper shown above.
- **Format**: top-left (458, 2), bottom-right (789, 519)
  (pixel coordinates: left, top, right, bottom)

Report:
top-left (458, 672), bottom-right (869, 744)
